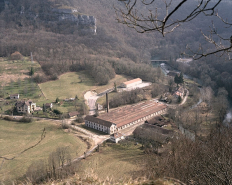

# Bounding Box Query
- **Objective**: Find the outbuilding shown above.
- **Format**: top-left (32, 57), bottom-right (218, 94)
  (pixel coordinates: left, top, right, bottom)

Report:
top-left (121, 78), bottom-right (142, 88)
top-left (110, 132), bottom-right (125, 143)
top-left (10, 94), bottom-right (19, 99)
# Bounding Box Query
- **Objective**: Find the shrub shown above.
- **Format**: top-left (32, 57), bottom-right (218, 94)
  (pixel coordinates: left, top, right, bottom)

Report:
top-left (10, 51), bottom-right (23, 60)
top-left (33, 74), bottom-right (47, 83)
top-left (76, 116), bottom-right (84, 123)
top-left (3, 116), bottom-right (13, 121)
top-left (19, 116), bottom-right (33, 123)
top-left (61, 123), bottom-right (69, 129)
top-left (53, 109), bottom-right (62, 115)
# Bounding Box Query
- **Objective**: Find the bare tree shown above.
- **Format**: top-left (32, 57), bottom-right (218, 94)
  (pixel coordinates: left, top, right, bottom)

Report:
top-left (200, 86), bottom-right (213, 106)
top-left (115, 0), bottom-right (232, 59)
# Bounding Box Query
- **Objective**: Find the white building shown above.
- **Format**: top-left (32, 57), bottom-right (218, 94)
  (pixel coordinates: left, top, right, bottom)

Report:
top-left (10, 94), bottom-right (19, 99)
top-left (110, 132), bottom-right (125, 143)
top-left (85, 100), bottom-right (167, 134)
top-left (85, 115), bottom-right (117, 134)
top-left (15, 100), bottom-right (36, 114)
top-left (121, 78), bottom-right (142, 88)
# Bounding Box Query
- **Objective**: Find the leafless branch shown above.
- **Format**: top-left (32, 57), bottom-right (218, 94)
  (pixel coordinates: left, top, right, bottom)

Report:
top-left (116, 0), bottom-right (223, 35)
top-left (115, 0), bottom-right (232, 59)
top-left (0, 128), bottom-right (46, 170)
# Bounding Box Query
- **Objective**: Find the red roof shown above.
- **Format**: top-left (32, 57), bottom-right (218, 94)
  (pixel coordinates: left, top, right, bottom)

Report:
top-left (89, 100), bottom-right (167, 128)
top-left (123, 78), bottom-right (142, 85)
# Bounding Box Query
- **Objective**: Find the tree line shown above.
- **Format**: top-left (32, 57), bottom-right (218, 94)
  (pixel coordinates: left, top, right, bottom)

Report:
top-left (144, 126), bottom-right (232, 184)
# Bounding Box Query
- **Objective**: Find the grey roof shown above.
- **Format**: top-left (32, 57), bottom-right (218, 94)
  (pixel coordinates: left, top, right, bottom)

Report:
top-left (85, 115), bottom-right (115, 127)
top-left (10, 94), bottom-right (19, 96)
top-left (16, 100), bottom-right (33, 107)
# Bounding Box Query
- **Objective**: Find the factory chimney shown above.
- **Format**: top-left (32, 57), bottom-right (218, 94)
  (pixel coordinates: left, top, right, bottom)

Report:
top-left (106, 93), bottom-right (109, 113)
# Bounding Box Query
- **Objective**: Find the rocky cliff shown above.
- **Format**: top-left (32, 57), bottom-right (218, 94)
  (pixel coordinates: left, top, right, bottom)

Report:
top-left (52, 8), bottom-right (97, 34)
top-left (2, 0), bottom-right (97, 34)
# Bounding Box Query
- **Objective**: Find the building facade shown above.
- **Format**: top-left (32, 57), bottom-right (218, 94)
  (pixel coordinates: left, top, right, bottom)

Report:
top-left (16, 100), bottom-right (36, 114)
top-left (10, 94), bottom-right (19, 99)
top-left (85, 116), bottom-right (117, 134)
top-left (110, 132), bottom-right (125, 143)
top-left (85, 100), bottom-right (167, 134)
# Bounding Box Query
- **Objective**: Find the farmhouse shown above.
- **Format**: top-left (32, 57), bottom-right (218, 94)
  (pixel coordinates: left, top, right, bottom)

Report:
top-left (85, 100), bottom-right (167, 134)
top-left (45, 103), bottom-right (53, 109)
top-left (68, 111), bottom-right (79, 118)
top-left (15, 99), bottom-right (36, 114)
top-left (10, 94), bottom-right (19, 99)
top-left (121, 78), bottom-right (142, 88)
top-left (174, 87), bottom-right (185, 98)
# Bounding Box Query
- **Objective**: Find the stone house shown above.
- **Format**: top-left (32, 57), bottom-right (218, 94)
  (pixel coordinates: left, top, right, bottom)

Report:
top-left (45, 103), bottom-right (53, 109)
top-left (15, 100), bottom-right (36, 114)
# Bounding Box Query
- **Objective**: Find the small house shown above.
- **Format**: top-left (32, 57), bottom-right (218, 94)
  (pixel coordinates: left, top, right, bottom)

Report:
top-left (110, 132), bottom-right (125, 143)
top-left (68, 111), bottom-right (79, 119)
top-left (174, 87), bottom-right (185, 98)
top-left (10, 94), bottom-right (19, 99)
top-left (45, 103), bottom-right (53, 109)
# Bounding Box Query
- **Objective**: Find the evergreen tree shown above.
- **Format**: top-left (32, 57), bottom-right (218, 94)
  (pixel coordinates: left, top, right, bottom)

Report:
top-left (55, 97), bottom-right (59, 103)
top-left (174, 72), bottom-right (184, 87)
top-left (179, 72), bottom-right (184, 84)
top-left (174, 74), bottom-right (179, 87)
top-left (177, 95), bottom-right (182, 103)
top-left (30, 67), bottom-right (34, 76)
top-left (43, 104), bottom-right (46, 112)
top-left (114, 82), bottom-right (117, 92)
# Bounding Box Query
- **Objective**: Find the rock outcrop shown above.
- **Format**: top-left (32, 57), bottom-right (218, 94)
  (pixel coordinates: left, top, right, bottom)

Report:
top-left (2, 0), bottom-right (97, 34)
top-left (52, 8), bottom-right (97, 34)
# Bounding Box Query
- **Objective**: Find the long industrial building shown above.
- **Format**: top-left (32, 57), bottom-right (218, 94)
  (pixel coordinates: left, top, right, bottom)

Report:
top-left (85, 100), bottom-right (167, 134)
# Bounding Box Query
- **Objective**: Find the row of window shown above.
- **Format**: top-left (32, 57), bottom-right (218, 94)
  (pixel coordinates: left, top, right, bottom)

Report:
top-left (85, 108), bottom-right (166, 133)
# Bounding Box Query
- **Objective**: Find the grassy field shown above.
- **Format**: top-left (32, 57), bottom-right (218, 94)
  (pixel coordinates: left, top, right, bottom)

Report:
top-left (39, 72), bottom-right (94, 101)
top-left (39, 73), bottom-right (128, 101)
top-left (77, 141), bottom-right (145, 181)
top-left (0, 119), bottom-right (87, 182)
top-left (39, 72), bottom-right (128, 112)
top-left (0, 57), bottom-right (42, 85)
top-left (0, 57), bottom-right (45, 100)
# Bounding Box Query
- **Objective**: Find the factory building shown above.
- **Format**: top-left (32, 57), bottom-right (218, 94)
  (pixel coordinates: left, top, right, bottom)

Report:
top-left (85, 100), bottom-right (167, 134)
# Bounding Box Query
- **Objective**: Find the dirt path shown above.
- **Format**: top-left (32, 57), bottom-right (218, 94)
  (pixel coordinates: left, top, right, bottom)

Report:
top-left (180, 89), bottom-right (189, 105)
top-left (84, 89), bottom-right (113, 115)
